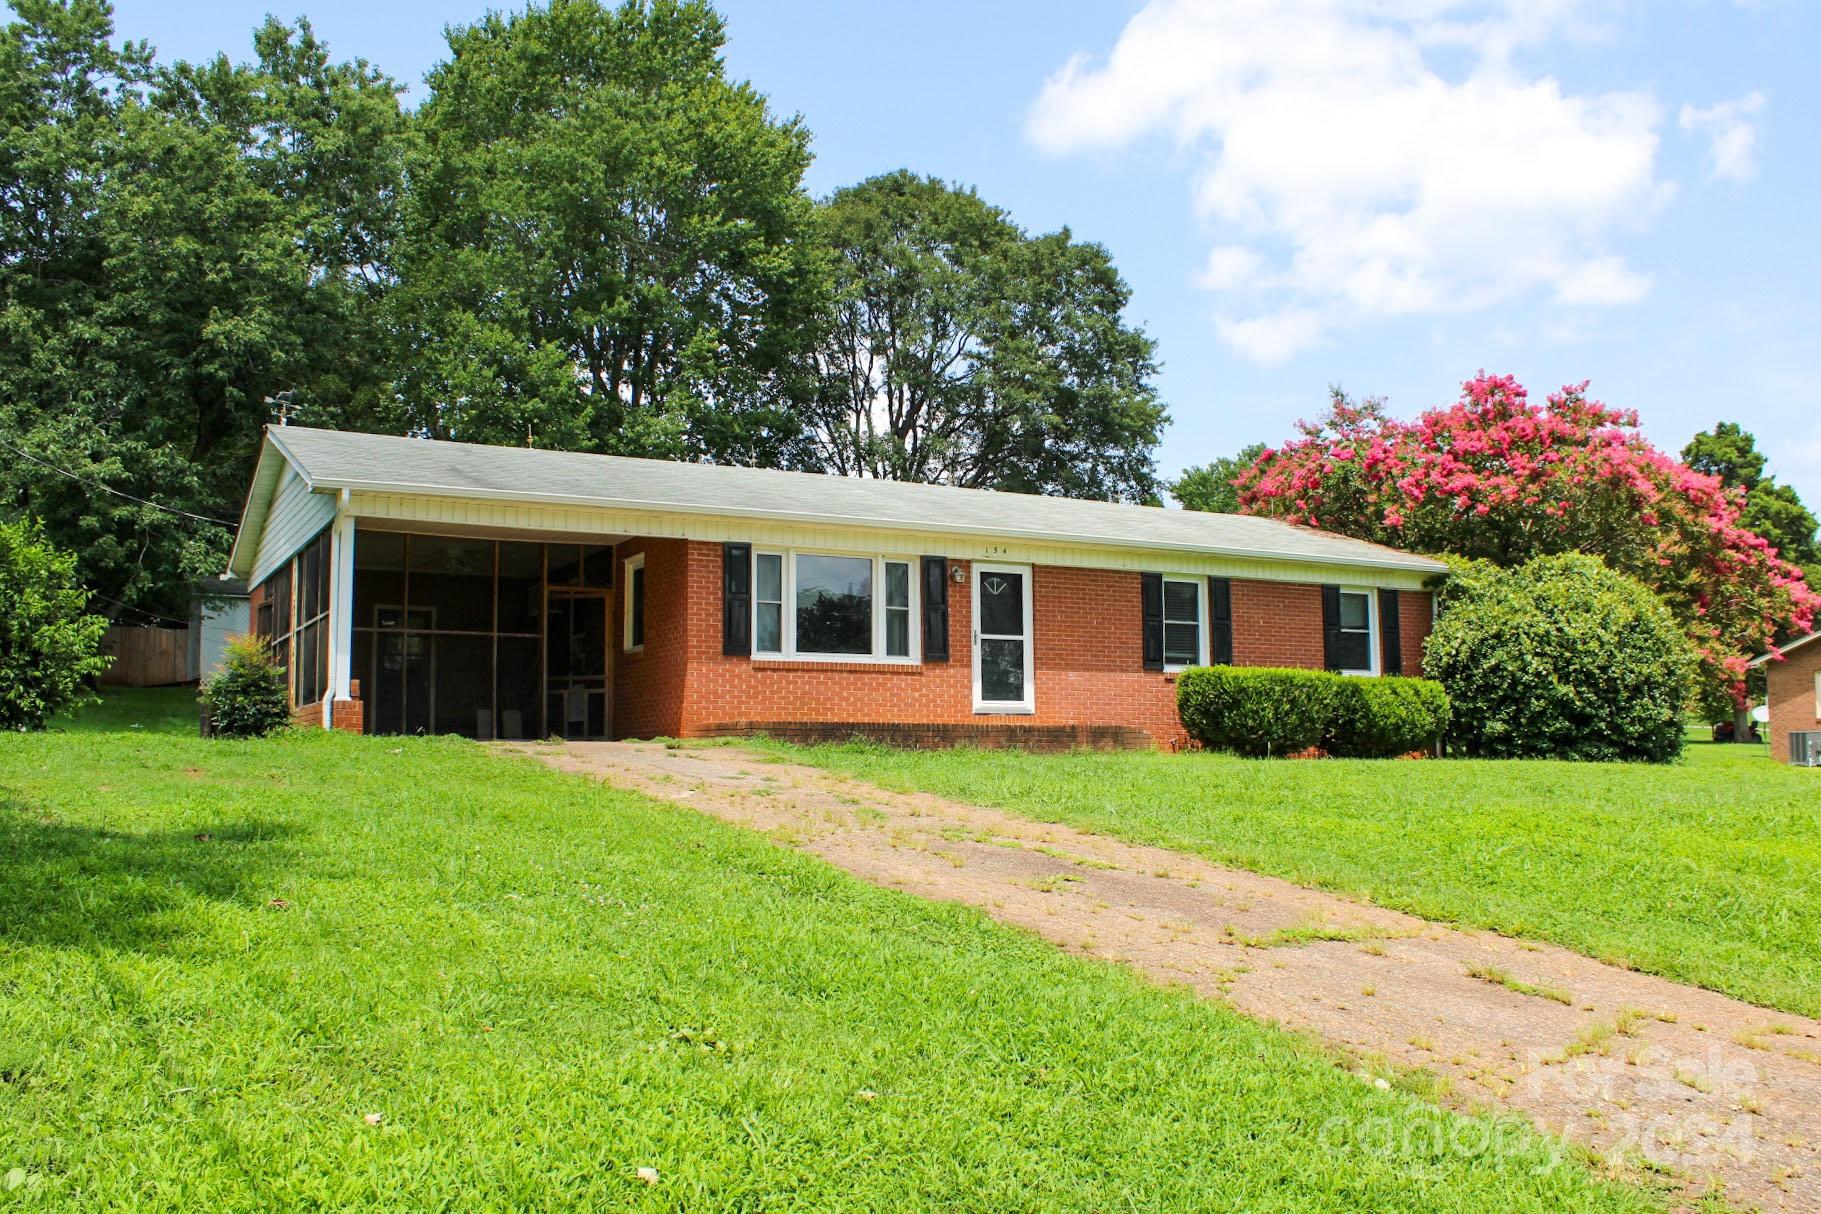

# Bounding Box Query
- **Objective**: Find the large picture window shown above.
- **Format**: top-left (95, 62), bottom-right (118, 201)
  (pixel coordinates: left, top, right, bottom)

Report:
top-left (751, 550), bottom-right (917, 662)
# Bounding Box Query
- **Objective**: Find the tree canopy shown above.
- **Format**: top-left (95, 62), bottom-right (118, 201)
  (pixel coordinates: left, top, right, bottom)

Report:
top-left (1172, 443), bottom-right (1266, 513)
top-left (1, 1), bottom-right (1171, 620)
top-left (390, 0), bottom-right (824, 465)
top-left (1682, 421), bottom-right (1819, 571)
top-left (0, 0), bottom-right (408, 620)
top-left (1235, 374), bottom-right (1818, 708)
top-left (804, 171), bottom-right (1166, 501)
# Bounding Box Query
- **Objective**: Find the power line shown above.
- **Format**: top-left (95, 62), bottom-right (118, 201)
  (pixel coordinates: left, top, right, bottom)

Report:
top-left (0, 437), bottom-right (237, 527)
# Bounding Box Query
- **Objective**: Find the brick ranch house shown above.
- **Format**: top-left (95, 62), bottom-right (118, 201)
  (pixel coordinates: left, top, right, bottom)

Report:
top-left (1748, 631), bottom-right (1821, 764)
top-left (224, 426), bottom-right (1448, 748)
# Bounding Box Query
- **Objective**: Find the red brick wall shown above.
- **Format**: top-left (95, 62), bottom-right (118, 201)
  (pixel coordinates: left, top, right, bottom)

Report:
top-left (612, 537), bottom-right (691, 739)
top-left (1400, 589), bottom-right (1434, 676)
top-left (1231, 580), bottom-right (1325, 668)
top-left (628, 544), bottom-right (1435, 749)
top-left (1766, 640), bottom-right (1821, 764)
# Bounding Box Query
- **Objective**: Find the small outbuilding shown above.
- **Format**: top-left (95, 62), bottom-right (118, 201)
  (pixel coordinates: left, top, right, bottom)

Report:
top-left (1749, 632), bottom-right (1821, 765)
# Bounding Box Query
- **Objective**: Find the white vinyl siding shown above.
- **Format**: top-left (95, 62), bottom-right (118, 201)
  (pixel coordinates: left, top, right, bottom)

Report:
top-left (250, 469), bottom-right (335, 586)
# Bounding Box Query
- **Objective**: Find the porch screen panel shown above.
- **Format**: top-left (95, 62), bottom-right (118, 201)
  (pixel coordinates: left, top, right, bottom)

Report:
top-left (352, 531), bottom-right (593, 739)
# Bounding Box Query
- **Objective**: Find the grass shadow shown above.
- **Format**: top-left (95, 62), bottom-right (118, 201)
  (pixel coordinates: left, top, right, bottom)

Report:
top-left (0, 798), bottom-right (303, 953)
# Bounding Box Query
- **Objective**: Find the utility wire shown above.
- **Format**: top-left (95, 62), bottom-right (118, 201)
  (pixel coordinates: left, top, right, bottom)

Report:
top-left (0, 437), bottom-right (237, 528)
top-left (89, 591), bottom-right (195, 629)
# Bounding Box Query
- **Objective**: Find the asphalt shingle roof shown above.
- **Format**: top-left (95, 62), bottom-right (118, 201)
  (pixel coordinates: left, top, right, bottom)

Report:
top-left (265, 426), bottom-right (1447, 575)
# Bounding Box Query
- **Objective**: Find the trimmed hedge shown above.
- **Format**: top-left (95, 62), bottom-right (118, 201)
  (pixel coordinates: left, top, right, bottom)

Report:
top-left (1176, 665), bottom-right (1449, 759)
top-left (1326, 676), bottom-right (1453, 759)
top-left (1425, 553), bottom-right (1694, 763)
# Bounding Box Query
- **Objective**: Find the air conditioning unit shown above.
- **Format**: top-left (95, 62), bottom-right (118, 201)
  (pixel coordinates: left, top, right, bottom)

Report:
top-left (1791, 732), bottom-right (1821, 767)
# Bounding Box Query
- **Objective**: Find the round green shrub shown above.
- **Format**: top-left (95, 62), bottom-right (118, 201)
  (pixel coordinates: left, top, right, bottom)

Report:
top-left (1424, 554), bottom-right (1694, 762)
top-left (0, 517), bottom-right (110, 729)
top-left (1326, 677), bottom-right (1452, 758)
top-left (203, 634), bottom-right (292, 738)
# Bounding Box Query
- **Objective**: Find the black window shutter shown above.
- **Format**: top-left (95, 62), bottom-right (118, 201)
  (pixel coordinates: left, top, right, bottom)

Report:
top-left (1208, 576), bottom-right (1234, 666)
top-left (1321, 584), bottom-right (1343, 672)
top-left (722, 542), bottom-right (751, 657)
top-left (1378, 588), bottom-right (1402, 676)
top-left (921, 556), bottom-right (949, 662)
top-left (1141, 572), bottom-right (1164, 670)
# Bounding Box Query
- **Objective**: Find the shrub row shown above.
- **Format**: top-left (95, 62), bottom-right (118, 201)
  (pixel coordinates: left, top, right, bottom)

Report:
top-left (1175, 665), bottom-right (1450, 759)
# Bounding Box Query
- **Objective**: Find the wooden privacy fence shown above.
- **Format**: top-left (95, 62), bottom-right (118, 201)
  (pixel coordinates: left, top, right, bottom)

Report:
top-left (101, 625), bottom-right (195, 687)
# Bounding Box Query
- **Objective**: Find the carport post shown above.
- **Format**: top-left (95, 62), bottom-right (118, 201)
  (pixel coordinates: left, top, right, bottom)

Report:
top-left (323, 490), bottom-right (356, 727)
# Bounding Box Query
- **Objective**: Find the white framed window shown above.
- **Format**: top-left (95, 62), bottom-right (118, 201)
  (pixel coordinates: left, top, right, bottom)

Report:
top-left (622, 553), bottom-right (646, 652)
top-left (751, 549), bottom-right (919, 663)
top-left (1162, 576), bottom-right (1206, 670)
top-left (1336, 586), bottom-right (1377, 675)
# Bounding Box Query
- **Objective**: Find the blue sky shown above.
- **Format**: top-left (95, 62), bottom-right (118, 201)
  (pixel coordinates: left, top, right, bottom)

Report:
top-left (93, 0), bottom-right (1821, 503)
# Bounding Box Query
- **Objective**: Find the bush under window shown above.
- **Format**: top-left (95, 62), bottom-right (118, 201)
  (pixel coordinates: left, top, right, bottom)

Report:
top-left (1176, 665), bottom-right (1448, 759)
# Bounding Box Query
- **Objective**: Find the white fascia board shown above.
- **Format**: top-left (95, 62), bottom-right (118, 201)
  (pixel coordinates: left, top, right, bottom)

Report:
top-left (316, 473), bottom-right (1449, 578)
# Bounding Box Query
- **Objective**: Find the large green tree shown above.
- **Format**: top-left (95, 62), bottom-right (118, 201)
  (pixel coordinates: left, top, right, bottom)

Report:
top-left (1682, 421), bottom-right (1820, 570)
top-left (805, 171), bottom-right (1167, 500)
top-left (391, 0), bottom-right (823, 464)
top-left (1172, 443), bottom-right (1266, 513)
top-left (0, 2), bottom-right (408, 620)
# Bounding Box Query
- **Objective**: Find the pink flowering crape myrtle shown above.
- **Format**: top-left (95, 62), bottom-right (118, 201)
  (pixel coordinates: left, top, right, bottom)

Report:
top-left (1236, 374), bottom-right (1819, 708)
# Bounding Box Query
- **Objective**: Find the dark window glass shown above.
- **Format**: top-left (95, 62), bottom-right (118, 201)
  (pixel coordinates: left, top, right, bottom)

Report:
top-left (980, 638), bottom-right (1025, 702)
top-left (884, 561), bottom-right (911, 658)
top-left (408, 536), bottom-right (493, 632)
top-left (978, 570), bottom-right (1023, 637)
top-left (795, 554), bottom-right (871, 655)
top-left (497, 542), bottom-right (543, 634)
top-left (629, 564), bottom-right (646, 649)
top-left (1338, 591), bottom-right (1372, 670)
top-left (1339, 591), bottom-right (1370, 631)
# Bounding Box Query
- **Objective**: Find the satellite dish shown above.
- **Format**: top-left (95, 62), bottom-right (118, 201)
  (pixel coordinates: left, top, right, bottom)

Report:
top-left (1750, 704), bottom-right (1770, 724)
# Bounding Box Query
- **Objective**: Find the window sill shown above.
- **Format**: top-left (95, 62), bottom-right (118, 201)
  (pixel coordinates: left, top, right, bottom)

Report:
top-left (751, 658), bottom-right (923, 674)
top-left (974, 705), bottom-right (1036, 716)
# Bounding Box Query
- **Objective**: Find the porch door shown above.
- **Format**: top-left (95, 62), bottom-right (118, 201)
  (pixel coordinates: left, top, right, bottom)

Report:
top-left (972, 564), bottom-right (1034, 713)
top-left (545, 589), bottom-right (611, 739)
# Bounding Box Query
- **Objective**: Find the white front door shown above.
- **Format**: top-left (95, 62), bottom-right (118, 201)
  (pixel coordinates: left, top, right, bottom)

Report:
top-left (972, 563), bottom-right (1034, 713)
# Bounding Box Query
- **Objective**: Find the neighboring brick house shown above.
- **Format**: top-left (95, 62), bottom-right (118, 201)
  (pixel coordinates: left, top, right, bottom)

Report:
top-left (225, 426), bottom-right (1447, 748)
top-left (1748, 632), bottom-right (1821, 765)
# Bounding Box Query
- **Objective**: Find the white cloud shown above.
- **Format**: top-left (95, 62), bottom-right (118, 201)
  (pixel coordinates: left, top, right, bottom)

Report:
top-left (1027, 0), bottom-right (1669, 361)
top-left (1198, 244), bottom-right (1264, 290)
top-left (1216, 308), bottom-right (1327, 364)
top-left (1679, 91), bottom-right (1766, 182)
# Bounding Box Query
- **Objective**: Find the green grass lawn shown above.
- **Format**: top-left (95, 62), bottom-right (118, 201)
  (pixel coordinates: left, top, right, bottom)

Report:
top-left (0, 698), bottom-right (1674, 1212)
top-left (762, 739), bottom-right (1821, 1019)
